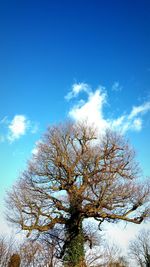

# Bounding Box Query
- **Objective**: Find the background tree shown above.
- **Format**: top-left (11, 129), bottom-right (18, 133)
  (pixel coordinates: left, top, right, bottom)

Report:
top-left (6, 122), bottom-right (150, 267)
top-left (19, 240), bottom-right (42, 267)
top-left (84, 222), bottom-right (104, 267)
top-left (103, 242), bottom-right (128, 267)
top-left (129, 229), bottom-right (150, 267)
top-left (0, 236), bottom-right (16, 267)
top-left (19, 239), bottom-right (61, 267)
top-left (8, 253), bottom-right (21, 267)
top-left (0, 234), bottom-right (62, 267)
top-left (0, 236), bottom-right (10, 267)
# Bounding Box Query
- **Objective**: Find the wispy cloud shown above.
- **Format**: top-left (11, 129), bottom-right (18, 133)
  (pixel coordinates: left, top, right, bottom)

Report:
top-left (112, 81), bottom-right (122, 92)
top-left (65, 83), bottom-right (90, 100)
top-left (128, 102), bottom-right (150, 119)
top-left (66, 82), bottom-right (150, 134)
top-left (8, 115), bottom-right (30, 142)
top-left (111, 116), bottom-right (143, 133)
top-left (111, 102), bottom-right (150, 133)
top-left (0, 116), bottom-right (8, 124)
top-left (0, 117), bottom-right (8, 142)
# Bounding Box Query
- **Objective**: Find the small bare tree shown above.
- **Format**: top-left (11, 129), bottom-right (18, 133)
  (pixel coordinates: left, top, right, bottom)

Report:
top-left (85, 238), bottom-right (128, 267)
top-left (19, 240), bottom-right (42, 267)
top-left (0, 234), bottom-right (61, 267)
top-left (6, 122), bottom-right (150, 267)
top-left (129, 229), bottom-right (150, 267)
top-left (0, 236), bottom-right (9, 266)
top-left (84, 223), bottom-right (104, 267)
top-left (0, 235), bottom-right (16, 267)
top-left (103, 242), bottom-right (128, 267)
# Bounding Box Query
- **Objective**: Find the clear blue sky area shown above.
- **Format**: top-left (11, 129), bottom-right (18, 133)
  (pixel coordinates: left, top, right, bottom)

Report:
top-left (0, 0), bottom-right (150, 231)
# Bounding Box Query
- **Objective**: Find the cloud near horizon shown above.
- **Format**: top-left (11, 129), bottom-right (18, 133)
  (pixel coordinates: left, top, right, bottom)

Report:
top-left (66, 83), bottom-right (150, 134)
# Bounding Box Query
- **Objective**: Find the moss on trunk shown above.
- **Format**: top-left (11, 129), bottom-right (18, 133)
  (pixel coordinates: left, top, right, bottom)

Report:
top-left (63, 201), bottom-right (86, 267)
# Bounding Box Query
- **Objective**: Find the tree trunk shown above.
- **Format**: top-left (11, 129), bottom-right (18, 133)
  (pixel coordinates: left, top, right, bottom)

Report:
top-left (63, 221), bottom-right (86, 267)
top-left (63, 199), bottom-right (87, 267)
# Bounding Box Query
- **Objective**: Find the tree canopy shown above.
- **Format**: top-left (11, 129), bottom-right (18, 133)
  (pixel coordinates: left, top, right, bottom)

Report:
top-left (6, 122), bottom-right (150, 267)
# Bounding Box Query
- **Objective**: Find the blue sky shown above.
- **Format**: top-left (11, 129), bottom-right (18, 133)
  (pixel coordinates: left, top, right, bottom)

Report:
top-left (0, 0), bottom-right (150, 246)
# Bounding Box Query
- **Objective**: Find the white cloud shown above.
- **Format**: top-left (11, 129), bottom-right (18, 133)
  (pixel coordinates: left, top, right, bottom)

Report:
top-left (129, 102), bottom-right (150, 119)
top-left (69, 88), bottom-right (108, 135)
top-left (111, 115), bottom-right (142, 133)
top-left (67, 82), bottom-right (150, 134)
top-left (132, 118), bottom-right (142, 131)
top-left (8, 115), bottom-right (29, 142)
top-left (112, 81), bottom-right (122, 92)
top-left (111, 102), bottom-right (150, 133)
top-left (0, 115), bottom-right (38, 143)
top-left (65, 82), bottom-right (90, 100)
top-left (111, 115), bottom-right (125, 128)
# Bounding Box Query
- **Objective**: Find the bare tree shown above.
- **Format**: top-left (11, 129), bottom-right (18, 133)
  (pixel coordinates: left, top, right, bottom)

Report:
top-left (19, 240), bottom-right (42, 267)
top-left (19, 239), bottom-right (61, 267)
top-left (129, 229), bottom-right (150, 267)
top-left (0, 236), bottom-right (9, 267)
top-left (0, 235), bottom-right (16, 267)
top-left (103, 242), bottom-right (128, 267)
top-left (85, 238), bottom-right (128, 267)
top-left (84, 223), bottom-right (104, 267)
top-left (5, 122), bottom-right (150, 267)
top-left (0, 234), bottom-right (61, 267)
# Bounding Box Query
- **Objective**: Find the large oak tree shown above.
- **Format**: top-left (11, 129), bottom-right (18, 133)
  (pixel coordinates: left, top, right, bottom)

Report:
top-left (6, 122), bottom-right (150, 267)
